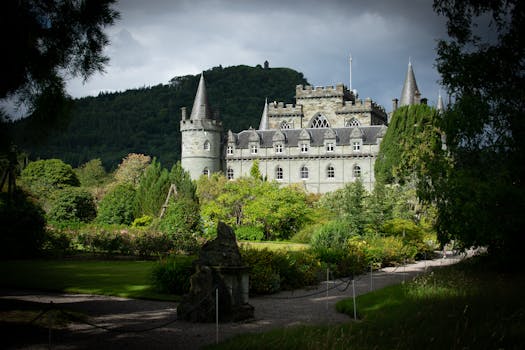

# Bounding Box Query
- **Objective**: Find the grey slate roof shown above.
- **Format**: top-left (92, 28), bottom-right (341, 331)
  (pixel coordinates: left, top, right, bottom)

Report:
top-left (233, 126), bottom-right (386, 148)
top-left (399, 62), bottom-right (420, 106)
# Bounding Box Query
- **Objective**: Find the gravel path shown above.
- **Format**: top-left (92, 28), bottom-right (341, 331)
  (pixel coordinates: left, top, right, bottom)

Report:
top-left (1, 253), bottom-right (468, 350)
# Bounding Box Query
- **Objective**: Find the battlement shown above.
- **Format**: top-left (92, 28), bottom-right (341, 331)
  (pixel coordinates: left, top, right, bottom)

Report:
top-left (180, 118), bottom-right (222, 131)
top-left (296, 83), bottom-right (348, 99)
top-left (268, 102), bottom-right (303, 117)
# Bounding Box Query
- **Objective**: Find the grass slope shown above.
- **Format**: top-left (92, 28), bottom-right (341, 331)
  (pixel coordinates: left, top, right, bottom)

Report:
top-left (206, 255), bottom-right (524, 349)
top-left (0, 260), bottom-right (175, 301)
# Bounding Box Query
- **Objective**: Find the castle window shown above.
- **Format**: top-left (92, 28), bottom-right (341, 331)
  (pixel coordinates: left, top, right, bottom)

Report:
top-left (250, 145), bottom-right (258, 154)
top-left (327, 165), bottom-right (335, 178)
top-left (203, 168), bottom-right (210, 177)
top-left (346, 118), bottom-right (360, 127)
top-left (326, 143), bottom-right (334, 152)
top-left (280, 121), bottom-right (291, 129)
top-left (275, 144), bottom-right (283, 154)
top-left (311, 114), bottom-right (330, 128)
top-left (353, 142), bottom-right (361, 151)
top-left (276, 166), bottom-right (283, 180)
top-left (204, 140), bottom-right (210, 151)
top-left (227, 145), bottom-right (233, 155)
top-left (300, 143), bottom-right (309, 153)
top-left (353, 165), bottom-right (361, 178)
top-left (300, 166), bottom-right (309, 179)
top-left (227, 168), bottom-right (234, 180)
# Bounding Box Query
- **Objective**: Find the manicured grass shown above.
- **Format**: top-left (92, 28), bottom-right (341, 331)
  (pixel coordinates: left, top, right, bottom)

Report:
top-left (205, 255), bottom-right (525, 349)
top-left (0, 259), bottom-right (177, 301)
top-left (238, 241), bottom-right (309, 251)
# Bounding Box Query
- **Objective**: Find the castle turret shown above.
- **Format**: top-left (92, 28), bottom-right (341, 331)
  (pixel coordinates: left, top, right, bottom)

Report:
top-left (399, 61), bottom-right (421, 106)
top-left (258, 98), bottom-right (269, 131)
top-left (180, 73), bottom-right (223, 180)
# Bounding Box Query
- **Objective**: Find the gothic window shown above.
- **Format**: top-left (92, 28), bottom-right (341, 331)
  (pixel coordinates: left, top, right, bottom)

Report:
top-left (204, 140), bottom-right (210, 151)
top-left (353, 141), bottom-right (361, 151)
top-left (276, 166), bottom-right (283, 180)
top-left (353, 165), bottom-right (361, 178)
top-left (227, 145), bottom-right (233, 155)
top-left (327, 165), bottom-right (335, 178)
top-left (275, 144), bottom-right (283, 154)
top-left (311, 114), bottom-right (330, 128)
top-left (203, 168), bottom-right (210, 177)
top-left (326, 142), bottom-right (334, 152)
top-left (346, 118), bottom-right (360, 127)
top-left (280, 121), bottom-right (291, 129)
top-left (300, 143), bottom-right (309, 153)
top-left (300, 166), bottom-right (309, 179)
top-left (250, 145), bottom-right (258, 154)
top-left (227, 168), bottom-right (234, 180)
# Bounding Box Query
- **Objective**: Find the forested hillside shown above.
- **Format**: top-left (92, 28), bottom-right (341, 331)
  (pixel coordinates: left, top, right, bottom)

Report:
top-left (13, 65), bottom-right (308, 170)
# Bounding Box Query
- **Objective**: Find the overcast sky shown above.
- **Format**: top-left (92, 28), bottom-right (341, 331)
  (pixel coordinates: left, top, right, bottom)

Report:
top-left (66, 0), bottom-right (449, 112)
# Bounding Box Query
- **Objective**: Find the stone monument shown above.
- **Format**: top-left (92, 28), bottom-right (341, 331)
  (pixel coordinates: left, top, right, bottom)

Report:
top-left (177, 222), bottom-right (254, 322)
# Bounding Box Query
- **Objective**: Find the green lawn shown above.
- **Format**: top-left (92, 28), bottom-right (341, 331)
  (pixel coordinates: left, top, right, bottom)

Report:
top-left (205, 255), bottom-right (525, 349)
top-left (0, 259), bottom-right (176, 301)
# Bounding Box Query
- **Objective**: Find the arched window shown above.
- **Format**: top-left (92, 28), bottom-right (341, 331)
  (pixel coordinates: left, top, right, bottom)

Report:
top-left (275, 166), bottom-right (283, 180)
top-left (300, 166), bottom-right (309, 179)
top-left (346, 118), bottom-right (360, 127)
top-left (353, 165), bottom-right (361, 178)
top-left (327, 165), bottom-right (335, 178)
top-left (227, 168), bottom-right (234, 180)
top-left (203, 168), bottom-right (210, 177)
top-left (204, 140), bottom-right (210, 150)
top-left (310, 114), bottom-right (330, 128)
top-left (280, 121), bottom-right (291, 129)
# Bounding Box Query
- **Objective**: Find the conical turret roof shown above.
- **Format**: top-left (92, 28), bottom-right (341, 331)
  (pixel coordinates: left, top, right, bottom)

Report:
top-left (258, 98), bottom-right (269, 130)
top-left (190, 73), bottom-right (212, 119)
top-left (400, 61), bottom-right (420, 106)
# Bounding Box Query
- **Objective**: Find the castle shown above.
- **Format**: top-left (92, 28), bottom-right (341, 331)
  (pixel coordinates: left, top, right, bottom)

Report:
top-left (180, 61), bottom-right (438, 193)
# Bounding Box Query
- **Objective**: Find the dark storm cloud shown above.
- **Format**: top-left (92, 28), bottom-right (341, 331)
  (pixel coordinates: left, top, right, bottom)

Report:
top-left (67, 0), bottom-right (450, 110)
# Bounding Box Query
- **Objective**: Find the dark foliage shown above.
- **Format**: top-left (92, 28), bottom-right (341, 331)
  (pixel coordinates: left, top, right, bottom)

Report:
top-left (12, 65), bottom-right (308, 169)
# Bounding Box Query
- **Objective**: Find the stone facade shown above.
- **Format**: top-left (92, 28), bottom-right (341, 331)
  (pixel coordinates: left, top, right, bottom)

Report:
top-left (180, 63), bottom-right (422, 193)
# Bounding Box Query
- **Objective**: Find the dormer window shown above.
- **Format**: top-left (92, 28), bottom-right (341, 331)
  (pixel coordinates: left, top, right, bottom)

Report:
top-left (326, 143), bottom-right (334, 152)
top-left (353, 142), bottom-right (361, 152)
top-left (300, 143), bottom-right (309, 153)
top-left (204, 140), bottom-right (210, 151)
top-left (227, 145), bottom-right (234, 155)
top-left (250, 145), bottom-right (258, 154)
top-left (275, 144), bottom-right (283, 154)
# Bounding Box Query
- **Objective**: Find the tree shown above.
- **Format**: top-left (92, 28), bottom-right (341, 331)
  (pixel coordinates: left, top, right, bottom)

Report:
top-left (114, 153), bottom-right (151, 187)
top-left (20, 158), bottom-right (80, 201)
top-left (134, 158), bottom-right (170, 218)
top-left (75, 158), bottom-right (108, 187)
top-left (47, 187), bottom-right (96, 223)
top-left (0, 0), bottom-right (119, 114)
top-left (429, 0), bottom-right (525, 258)
top-left (96, 183), bottom-right (136, 225)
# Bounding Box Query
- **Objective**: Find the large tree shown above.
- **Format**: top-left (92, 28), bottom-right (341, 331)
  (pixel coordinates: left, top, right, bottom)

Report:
top-left (0, 0), bottom-right (119, 114)
top-left (431, 0), bottom-right (524, 257)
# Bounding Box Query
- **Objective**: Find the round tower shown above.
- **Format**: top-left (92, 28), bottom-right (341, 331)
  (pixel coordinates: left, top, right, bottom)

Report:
top-left (180, 73), bottom-right (223, 180)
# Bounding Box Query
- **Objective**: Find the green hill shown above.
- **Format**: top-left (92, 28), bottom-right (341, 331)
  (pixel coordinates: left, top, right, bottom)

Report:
top-left (13, 65), bottom-right (308, 170)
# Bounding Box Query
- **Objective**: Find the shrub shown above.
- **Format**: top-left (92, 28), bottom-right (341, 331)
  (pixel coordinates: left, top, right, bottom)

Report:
top-left (131, 215), bottom-right (153, 228)
top-left (96, 183), bottom-right (136, 225)
top-left (364, 235), bottom-right (417, 267)
top-left (151, 255), bottom-right (195, 294)
top-left (158, 197), bottom-right (200, 254)
top-left (20, 159), bottom-right (80, 201)
top-left (0, 190), bottom-right (46, 258)
top-left (240, 248), bottom-right (322, 295)
top-left (310, 219), bottom-right (357, 251)
top-left (42, 228), bottom-right (74, 256)
top-left (47, 187), bottom-right (96, 223)
top-left (235, 225), bottom-right (264, 241)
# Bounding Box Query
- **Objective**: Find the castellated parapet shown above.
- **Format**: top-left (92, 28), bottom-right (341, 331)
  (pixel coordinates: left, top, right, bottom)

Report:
top-left (295, 84), bottom-right (354, 100)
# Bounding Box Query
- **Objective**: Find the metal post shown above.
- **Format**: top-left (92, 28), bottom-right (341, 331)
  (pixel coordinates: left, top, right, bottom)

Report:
top-left (352, 279), bottom-right (357, 320)
top-left (215, 288), bottom-right (219, 344)
top-left (370, 265), bottom-right (373, 291)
